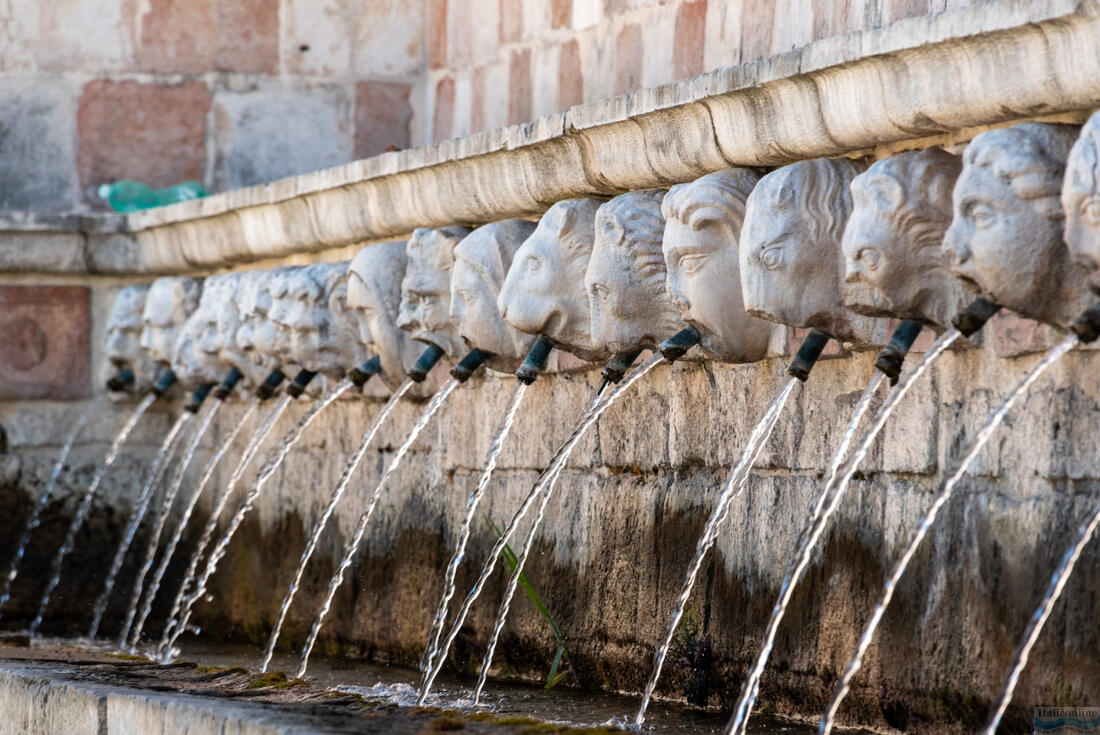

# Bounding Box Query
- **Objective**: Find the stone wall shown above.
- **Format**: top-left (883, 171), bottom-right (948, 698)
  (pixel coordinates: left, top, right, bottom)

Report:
top-left (0, 0), bottom-right (981, 213)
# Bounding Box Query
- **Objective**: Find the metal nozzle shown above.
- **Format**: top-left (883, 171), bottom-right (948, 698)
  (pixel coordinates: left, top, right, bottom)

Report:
top-left (515, 336), bottom-right (555, 385)
top-left (106, 368), bottom-right (134, 393)
top-left (601, 349), bottom-right (642, 384)
top-left (255, 369), bottom-right (286, 400)
top-left (659, 325), bottom-right (701, 363)
top-left (151, 370), bottom-right (178, 398)
top-left (874, 319), bottom-right (926, 384)
top-left (787, 329), bottom-right (831, 382)
top-left (286, 369), bottom-right (318, 398)
top-left (951, 297), bottom-right (1000, 337)
top-left (1071, 302), bottom-right (1100, 343)
top-left (184, 383), bottom-right (215, 413)
top-left (406, 344), bottom-right (446, 383)
top-left (450, 348), bottom-right (492, 383)
top-left (212, 367), bottom-right (243, 400)
top-left (348, 356), bottom-right (382, 387)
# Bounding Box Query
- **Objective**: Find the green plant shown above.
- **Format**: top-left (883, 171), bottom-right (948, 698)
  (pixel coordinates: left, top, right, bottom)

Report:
top-left (484, 516), bottom-right (578, 689)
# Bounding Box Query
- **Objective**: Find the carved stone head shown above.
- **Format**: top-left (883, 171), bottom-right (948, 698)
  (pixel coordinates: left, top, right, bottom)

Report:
top-left (268, 262), bottom-right (365, 379)
top-left (236, 268), bottom-right (288, 371)
top-left (105, 284), bottom-right (158, 395)
top-left (944, 122), bottom-right (1089, 328)
top-left (842, 148), bottom-right (970, 328)
top-left (585, 189), bottom-right (683, 353)
top-left (662, 168), bottom-right (775, 363)
top-left (397, 226), bottom-right (472, 360)
top-left (139, 276), bottom-right (202, 368)
top-left (498, 198), bottom-right (608, 362)
top-left (1063, 112), bottom-right (1100, 294)
top-left (451, 219), bottom-right (538, 372)
top-left (740, 157), bottom-right (878, 343)
top-left (196, 272), bottom-right (269, 389)
top-left (172, 274), bottom-right (236, 388)
top-left (348, 242), bottom-right (426, 390)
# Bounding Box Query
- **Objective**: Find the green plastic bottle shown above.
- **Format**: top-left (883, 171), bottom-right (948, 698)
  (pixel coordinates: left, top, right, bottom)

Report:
top-left (98, 180), bottom-right (207, 212)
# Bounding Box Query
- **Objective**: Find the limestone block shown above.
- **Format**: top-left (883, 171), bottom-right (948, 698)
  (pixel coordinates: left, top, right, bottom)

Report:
top-left (136, 0), bottom-right (278, 74)
top-left (212, 85), bottom-right (353, 191)
top-left (0, 78), bottom-right (79, 212)
top-left (0, 667), bottom-right (102, 735)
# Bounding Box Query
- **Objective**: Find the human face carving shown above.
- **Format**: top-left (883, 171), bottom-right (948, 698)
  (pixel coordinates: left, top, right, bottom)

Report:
top-left (451, 220), bottom-right (537, 370)
top-left (269, 264), bottom-right (362, 379)
top-left (348, 241), bottom-right (425, 391)
top-left (661, 170), bottom-right (773, 363)
top-left (397, 228), bottom-right (469, 360)
top-left (105, 285), bottom-right (158, 394)
top-left (172, 305), bottom-right (223, 387)
top-left (1063, 114), bottom-right (1100, 294)
top-left (139, 277), bottom-right (201, 368)
top-left (942, 124), bottom-right (1089, 327)
top-left (585, 190), bottom-right (681, 354)
top-left (498, 199), bottom-right (607, 362)
top-left (236, 270), bottom-right (286, 371)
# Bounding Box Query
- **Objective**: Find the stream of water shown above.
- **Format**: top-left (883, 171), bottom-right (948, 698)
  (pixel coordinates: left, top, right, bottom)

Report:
top-left (421, 381), bottom-right (529, 678)
top-left (0, 397), bottom-right (102, 620)
top-left (164, 382), bottom-right (352, 660)
top-left (420, 354), bottom-right (664, 706)
top-left (260, 378), bottom-right (414, 673)
top-left (726, 328), bottom-right (961, 735)
top-left (117, 399), bottom-right (222, 646)
top-left (86, 411), bottom-right (192, 638)
top-left (819, 334), bottom-right (1077, 735)
top-left (296, 377), bottom-right (461, 679)
top-left (30, 393), bottom-right (157, 634)
top-left (128, 402), bottom-right (257, 648)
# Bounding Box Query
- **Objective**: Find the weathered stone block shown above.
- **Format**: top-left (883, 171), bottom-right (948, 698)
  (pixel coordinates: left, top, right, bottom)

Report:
top-left (673, 0), bottom-right (708, 79)
top-left (137, 0), bottom-right (278, 74)
top-left (0, 286), bottom-right (91, 401)
top-left (0, 79), bottom-right (79, 212)
top-left (508, 48), bottom-right (533, 125)
top-left (354, 81), bottom-right (413, 158)
top-left (432, 76), bottom-right (456, 143)
top-left (280, 0), bottom-right (352, 76)
top-left (212, 85), bottom-right (353, 190)
top-left (353, 0), bottom-right (426, 77)
top-left (77, 80), bottom-right (210, 206)
top-left (558, 39), bottom-right (584, 108)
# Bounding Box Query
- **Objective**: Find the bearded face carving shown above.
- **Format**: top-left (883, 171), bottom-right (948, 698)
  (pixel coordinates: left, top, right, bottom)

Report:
top-left (268, 262), bottom-right (365, 379)
top-left (236, 268), bottom-right (290, 372)
top-left (397, 227), bottom-right (472, 361)
top-left (944, 122), bottom-right (1090, 328)
top-left (498, 198), bottom-right (608, 362)
top-left (740, 157), bottom-right (881, 345)
top-left (450, 219), bottom-right (538, 372)
top-left (139, 276), bottom-right (202, 369)
top-left (348, 242), bottom-right (427, 391)
top-left (172, 274), bottom-right (235, 388)
top-left (662, 168), bottom-right (775, 363)
top-left (1063, 112), bottom-right (1100, 295)
top-left (585, 189), bottom-right (685, 354)
top-left (842, 148), bottom-right (970, 328)
top-left (105, 285), bottom-right (158, 396)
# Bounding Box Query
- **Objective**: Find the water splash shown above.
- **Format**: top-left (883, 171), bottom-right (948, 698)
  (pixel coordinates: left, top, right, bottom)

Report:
top-left (157, 396), bottom-right (291, 658)
top-left (260, 378), bottom-right (414, 673)
top-left (980, 490), bottom-right (1100, 734)
top-left (128, 403), bottom-right (257, 648)
top-left (633, 376), bottom-right (801, 727)
top-left (819, 334), bottom-right (1076, 735)
top-left (725, 328), bottom-right (961, 735)
top-left (164, 381), bottom-right (351, 659)
top-left (87, 411), bottom-right (192, 638)
top-left (420, 354), bottom-right (663, 705)
top-left (0, 397), bottom-right (102, 620)
top-left (117, 400), bottom-right (222, 646)
top-left (296, 377), bottom-right (461, 679)
top-left (30, 392), bottom-right (157, 634)
top-left (420, 382), bottom-right (529, 678)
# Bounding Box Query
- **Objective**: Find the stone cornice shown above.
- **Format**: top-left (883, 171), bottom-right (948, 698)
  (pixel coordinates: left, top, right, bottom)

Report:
top-left (4, 0), bottom-right (1099, 274)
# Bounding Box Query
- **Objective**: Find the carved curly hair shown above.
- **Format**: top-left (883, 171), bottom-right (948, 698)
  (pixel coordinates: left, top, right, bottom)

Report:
top-left (662, 168), bottom-right (761, 243)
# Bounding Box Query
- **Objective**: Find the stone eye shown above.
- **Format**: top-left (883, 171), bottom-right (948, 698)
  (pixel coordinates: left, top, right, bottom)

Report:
top-left (526, 255), bottom-right (542, 272)
top-left (760, 247), bottom-right (785, 270)
top-left (591, 283), bottom-right (611, 301)
top-left (857, 247), bottom-right (881, 271)
top-left (678, 253), bottom-right (708, 275)
top-left (968, 202), bottom-right (997, 230)
top-left (1083, 197), bottom-right (1100, 225)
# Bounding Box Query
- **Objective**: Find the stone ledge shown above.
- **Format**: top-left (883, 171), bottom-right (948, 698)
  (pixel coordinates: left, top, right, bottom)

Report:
top-left (2, 0), bottom-right (1097, 275)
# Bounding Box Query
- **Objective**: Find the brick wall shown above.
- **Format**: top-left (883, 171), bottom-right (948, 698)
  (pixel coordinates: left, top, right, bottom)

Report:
top-left (0, 0), bottom-right (974, 212)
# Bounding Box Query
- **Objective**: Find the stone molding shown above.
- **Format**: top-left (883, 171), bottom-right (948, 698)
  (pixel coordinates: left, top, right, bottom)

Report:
top-left (2, 0), bottom-right (1098, 275)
